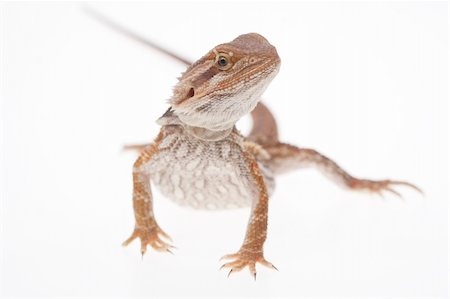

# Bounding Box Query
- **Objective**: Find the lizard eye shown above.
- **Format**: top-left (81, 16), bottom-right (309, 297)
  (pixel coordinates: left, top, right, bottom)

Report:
top-left (218, 56), bottom-right (228, 67)
top-left (216, 53), bottom-right (232, 70)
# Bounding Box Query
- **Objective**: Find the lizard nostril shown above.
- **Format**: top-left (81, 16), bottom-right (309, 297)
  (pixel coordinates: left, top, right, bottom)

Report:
top-left (176, 87), bottom-right (195, 105)
top-left (187, 87), bottom-right (195, 98)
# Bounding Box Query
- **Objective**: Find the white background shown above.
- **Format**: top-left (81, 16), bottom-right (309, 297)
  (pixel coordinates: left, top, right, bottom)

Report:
top-left (1, 1), bottom-right (448, 298)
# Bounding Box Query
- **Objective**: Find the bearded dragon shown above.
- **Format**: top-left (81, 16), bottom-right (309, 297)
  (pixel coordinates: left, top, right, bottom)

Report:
top-left (87, 8), bottom-right (422, 279)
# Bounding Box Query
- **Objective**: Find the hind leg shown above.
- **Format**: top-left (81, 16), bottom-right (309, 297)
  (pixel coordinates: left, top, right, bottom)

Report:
top-left (265, 143), bottom-right (422, 197)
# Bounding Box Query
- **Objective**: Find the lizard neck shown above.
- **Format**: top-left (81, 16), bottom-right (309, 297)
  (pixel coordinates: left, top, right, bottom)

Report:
top-left (156, 108), bottom-right (234, 141)
top-left (184, 125), bottom-right (234, 141)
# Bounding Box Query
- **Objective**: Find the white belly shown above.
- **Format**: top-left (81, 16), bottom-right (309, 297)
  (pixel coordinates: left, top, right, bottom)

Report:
top-left (145, 131), bottom-right (255, 209)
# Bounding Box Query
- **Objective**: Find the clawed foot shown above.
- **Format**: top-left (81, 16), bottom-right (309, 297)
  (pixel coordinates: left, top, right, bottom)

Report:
top-left (349, 178), bottom-right (423, 198)
top-left (220, 248), bottom-right (277, 280)
top-left (122, 225), bottom-right (174, 256)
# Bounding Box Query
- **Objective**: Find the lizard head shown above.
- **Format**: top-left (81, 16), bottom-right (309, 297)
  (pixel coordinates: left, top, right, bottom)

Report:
top-left (169, 33), bottom-right (281, 131)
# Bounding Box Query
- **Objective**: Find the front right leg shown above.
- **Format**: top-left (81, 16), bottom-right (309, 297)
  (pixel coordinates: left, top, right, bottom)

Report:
top-left (122, 136), bottom-right (174, 256)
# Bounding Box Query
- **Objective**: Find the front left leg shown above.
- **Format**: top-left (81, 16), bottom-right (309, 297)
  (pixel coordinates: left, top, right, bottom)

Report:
top-left (220, 151), bottom-right (277, 279)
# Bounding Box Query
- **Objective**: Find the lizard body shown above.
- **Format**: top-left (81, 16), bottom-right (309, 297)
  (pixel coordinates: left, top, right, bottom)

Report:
top-left (86, 9), bottom-right (421, 278)
top-left (124, 34), bottom-right (281, 275)
top-left (146, 115), bottom-right (275, 209)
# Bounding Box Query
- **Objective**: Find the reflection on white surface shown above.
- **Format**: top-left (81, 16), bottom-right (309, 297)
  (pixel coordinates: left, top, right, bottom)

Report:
top-left (1, 2), bottom-right (448, 297)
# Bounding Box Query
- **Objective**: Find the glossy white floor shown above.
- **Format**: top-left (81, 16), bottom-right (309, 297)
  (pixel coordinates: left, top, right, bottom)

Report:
top-left (1, 2), bottom-right (448, 297)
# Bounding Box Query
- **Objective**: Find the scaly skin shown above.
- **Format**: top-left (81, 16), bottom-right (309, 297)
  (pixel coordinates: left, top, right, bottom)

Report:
top-left (119, 33), bottom-right (421, 279)
top-left (123, 33), bottom-right (281, 277)
top-left (85, 10), bottom-right (421, 279)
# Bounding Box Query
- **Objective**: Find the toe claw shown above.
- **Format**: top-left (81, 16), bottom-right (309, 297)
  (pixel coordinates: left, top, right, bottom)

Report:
top-left (123, 226), bottom-right (174, 256)
top-left (249, 263), bottom-right (256, 279)
top-left (354, 178), bottom-right (423, 199)
top-left (259, 259), bottom-right (278, 271)
top-left (220, 251), bottom-right (276, 279)
top-left (390, 180), bottom-right (423, 195)
top-left (122, 232), bottom-right (137, 247)
top-left (220, 253), bottom-right (238, 261)
top-left (140, 244), bottom-right (147, 255)
top-left (385, 187), bottom-right (402, 198)
top-left (158, 230), bottom-right (173, 242)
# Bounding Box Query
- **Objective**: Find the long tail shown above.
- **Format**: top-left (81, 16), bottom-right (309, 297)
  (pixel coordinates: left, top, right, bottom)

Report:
top-left (84, 6), bottom-right (279, 145)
